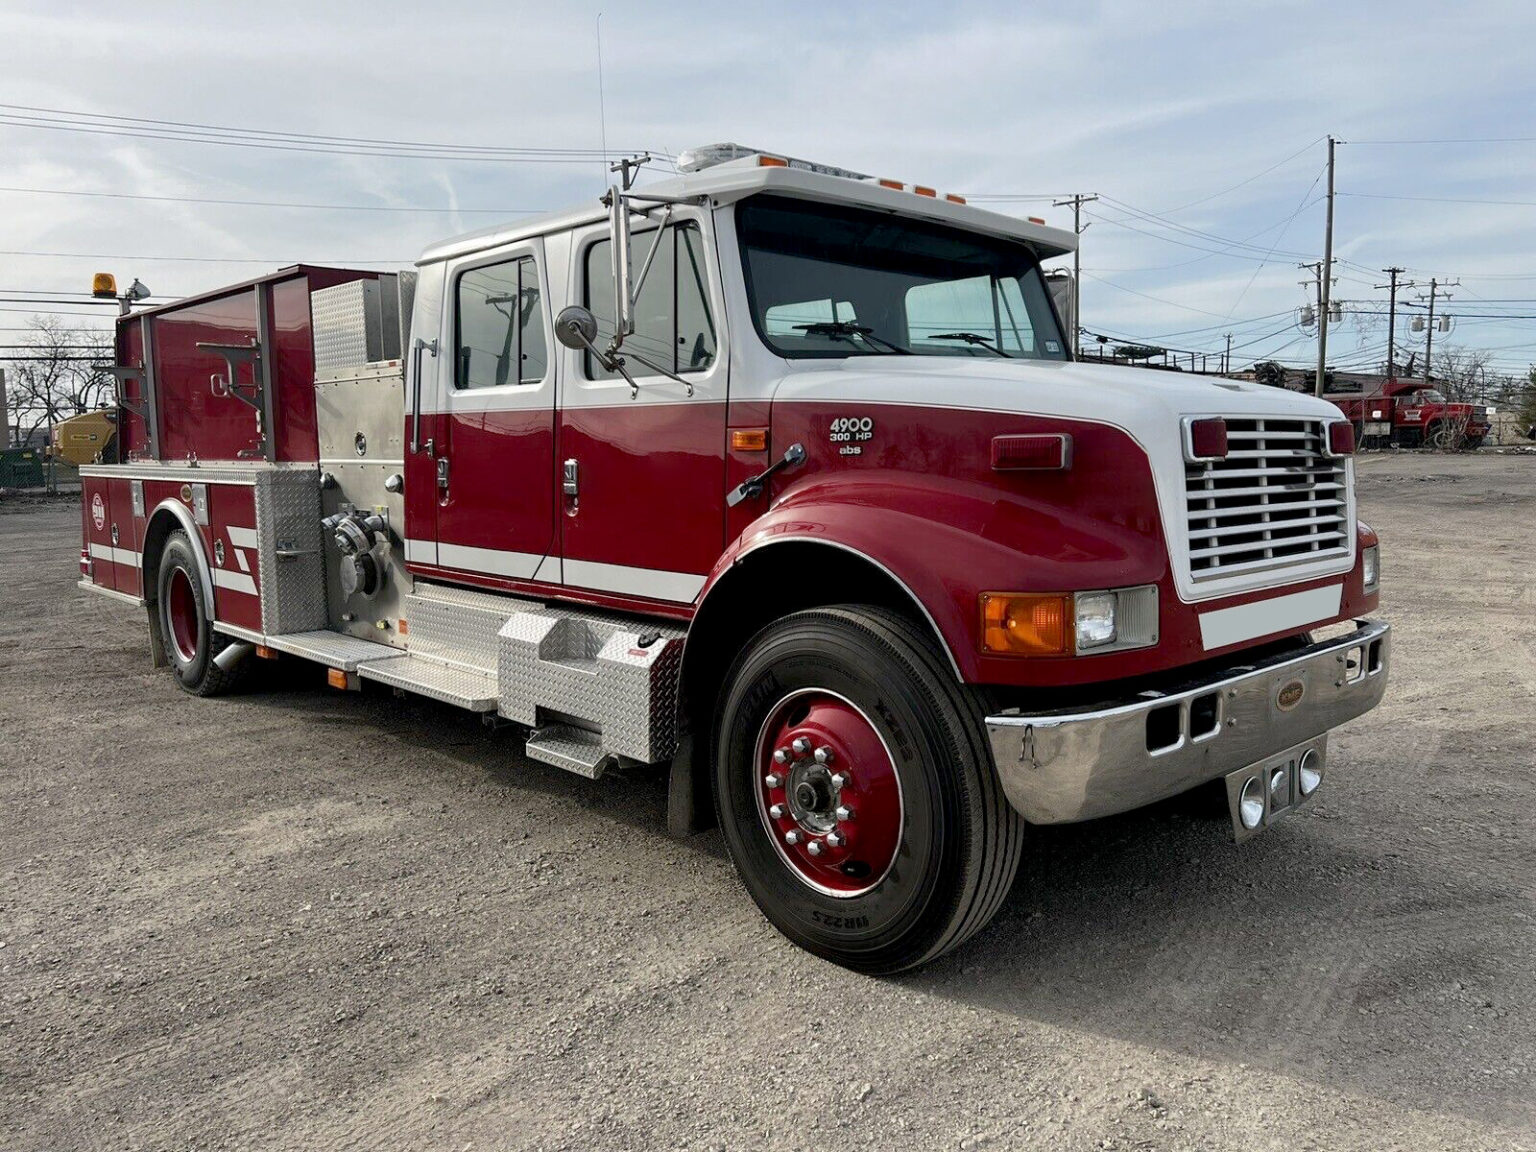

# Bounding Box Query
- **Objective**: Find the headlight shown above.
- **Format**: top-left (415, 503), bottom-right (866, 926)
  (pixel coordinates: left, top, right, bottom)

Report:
top-left (1362, 544), bottom-right (1380, 593)
top-left (980, 585), bottom-right (1158, 656)
top-left (1074, 592), bottom-right (1118, 649)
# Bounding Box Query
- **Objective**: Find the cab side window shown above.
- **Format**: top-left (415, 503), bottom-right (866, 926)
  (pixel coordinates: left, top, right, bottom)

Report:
top-left (585, 223), bottom-right (717, 379)
top-left (455, 256), bottom-right (547, 389)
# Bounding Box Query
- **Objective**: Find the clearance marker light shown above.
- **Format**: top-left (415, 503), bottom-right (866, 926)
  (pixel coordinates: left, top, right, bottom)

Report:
top-left (731, 428), bottom-right (768, 452)
top-left (1186, 418), bottom-right (1229, 461)
top-left (1326, 421), bottom-right (1356, 456)
top-left (991, 433), bottom-right (1072, 471)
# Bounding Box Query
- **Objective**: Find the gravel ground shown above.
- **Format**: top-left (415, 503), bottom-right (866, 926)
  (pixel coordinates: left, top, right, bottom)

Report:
top-left (2, 453), bottom-right (1533, 1152)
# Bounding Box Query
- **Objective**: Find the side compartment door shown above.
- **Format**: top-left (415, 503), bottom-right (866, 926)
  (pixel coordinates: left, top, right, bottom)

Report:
top-left (431, 241), bottom-right (558, 582)
top-left (557, 214), bottom-right (727, 604)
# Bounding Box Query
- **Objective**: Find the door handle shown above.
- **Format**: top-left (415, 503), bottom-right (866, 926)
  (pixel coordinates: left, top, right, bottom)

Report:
top-left (436, 456), bottom-right (450, 496)
top-left (562, 458), bottom-right (579, 497)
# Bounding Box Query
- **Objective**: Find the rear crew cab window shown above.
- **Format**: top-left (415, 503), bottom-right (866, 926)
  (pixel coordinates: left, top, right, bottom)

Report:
top-left (585, 223), bottom-right (717, 380)
top-left (455, 256), bottom-right (547, 389)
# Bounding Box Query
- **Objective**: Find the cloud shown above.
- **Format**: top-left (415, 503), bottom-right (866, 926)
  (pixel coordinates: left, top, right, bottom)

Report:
top-left (0, 0), bottom-right (1530, 369)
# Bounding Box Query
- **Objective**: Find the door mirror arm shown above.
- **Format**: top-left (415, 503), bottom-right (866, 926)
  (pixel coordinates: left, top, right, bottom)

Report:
top-left (554, 305), bottom-right (694, 399)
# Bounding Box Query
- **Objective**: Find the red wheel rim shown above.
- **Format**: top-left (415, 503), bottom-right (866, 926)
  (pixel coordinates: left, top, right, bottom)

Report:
top-left (755, 688), bottom-right (903, 898)
top-left (167, 567), bottom-right (199, 663)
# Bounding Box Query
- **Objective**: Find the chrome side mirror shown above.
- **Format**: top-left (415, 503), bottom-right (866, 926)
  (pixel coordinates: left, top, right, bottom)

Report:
top-left (554, 305), bottom-right (599, 350)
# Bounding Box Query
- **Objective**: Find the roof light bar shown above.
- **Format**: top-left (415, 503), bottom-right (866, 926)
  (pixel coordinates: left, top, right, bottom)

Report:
top-left (675, 144), bottom-right (986, 211)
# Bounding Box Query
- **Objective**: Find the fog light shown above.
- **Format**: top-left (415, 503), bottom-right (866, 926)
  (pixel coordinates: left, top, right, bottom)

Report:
top-left (1239, 776), bottom-right (1265, 829)
top-left (1362, 544), bottom-right (1380, 593)
top-left (1298, 748), bottom-right (1323, 796)
top-left (1075, 592), bottom-right (1117, 650)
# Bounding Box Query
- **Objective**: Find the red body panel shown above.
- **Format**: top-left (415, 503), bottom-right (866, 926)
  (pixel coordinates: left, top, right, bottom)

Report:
top-left (81, 476), bottom-right (117, 591)
top-left (557, 400), bottom-right (730, 580)
top-left (116, 266), bottom-right (376, 463)
top-left (109, 479), bottom-right (142, 599)
top-left (208, 485), bottom-right (262, 632)
top-left (436, 405), bottom-right (557, 573)
top-left (691, 401), bottom-right (1379, 689)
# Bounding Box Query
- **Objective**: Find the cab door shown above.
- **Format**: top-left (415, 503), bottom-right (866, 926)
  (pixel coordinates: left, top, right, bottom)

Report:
top-left (556, 214), bottom-right (727, 605)
top-left (429, 241), bottom-right (559, 582)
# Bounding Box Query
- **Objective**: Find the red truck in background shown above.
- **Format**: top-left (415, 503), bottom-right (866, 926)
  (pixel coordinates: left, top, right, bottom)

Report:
top-left (1326, 377), bottom-right (1490, 450)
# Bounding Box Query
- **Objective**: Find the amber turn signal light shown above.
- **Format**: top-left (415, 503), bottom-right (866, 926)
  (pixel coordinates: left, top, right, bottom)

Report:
top-left (980, 592), bottom-right (1072, 657)
top-left (731, 428), bottom-right (768, 452)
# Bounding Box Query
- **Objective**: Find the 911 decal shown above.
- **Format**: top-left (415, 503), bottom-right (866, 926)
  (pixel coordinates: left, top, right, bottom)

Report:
top-left (829, 416), bottom-right (874, 456)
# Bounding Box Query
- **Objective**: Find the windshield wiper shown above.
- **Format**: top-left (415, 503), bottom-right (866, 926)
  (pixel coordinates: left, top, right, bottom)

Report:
top-left (925, 332), bottom-right (1013, 358)
top-left (795, 321), bottom-right (911, 355)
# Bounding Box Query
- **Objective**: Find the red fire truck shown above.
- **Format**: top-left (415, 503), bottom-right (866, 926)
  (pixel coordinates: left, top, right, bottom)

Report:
top-left (77, 145), bottom-right (1389, 972)
top-left (1327, 377), bottom-right (1490, 449)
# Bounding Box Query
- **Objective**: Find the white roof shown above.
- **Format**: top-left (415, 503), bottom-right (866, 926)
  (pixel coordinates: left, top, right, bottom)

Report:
top-left (417, 158), bottom-right (1078, 266)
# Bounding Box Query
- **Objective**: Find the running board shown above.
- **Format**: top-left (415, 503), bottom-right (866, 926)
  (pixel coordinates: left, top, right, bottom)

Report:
top-left (357, 654), bottom-right (499, 711)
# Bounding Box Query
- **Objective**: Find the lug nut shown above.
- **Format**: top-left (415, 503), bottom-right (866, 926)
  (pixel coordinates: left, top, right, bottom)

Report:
top-left (813, 745), bottom-right (834, 765)
top-left (769, 804), bottom-right (786, 819)
top-left (765, 772), bottom-right (782, 789)
top-left (807, 840), bottom-right (823, 856)
top-left (826, 830), bottom-right (845, 848)
top-left (830, 773), bottom-right (847, 790)
top-left (835, 805), bottom-right (853, 821)
top-left (785, 830), bottom-right (800, 845)
top-left (791, 736), bottom-right (811, 755)
top-left (773, 748), bottom-right (790, 765)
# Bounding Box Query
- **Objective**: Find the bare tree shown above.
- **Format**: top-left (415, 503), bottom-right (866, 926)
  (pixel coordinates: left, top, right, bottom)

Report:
top-left (1, 317), bottom-right (113, 447)
top-left (1432, 344), bottom-right (1492, 403)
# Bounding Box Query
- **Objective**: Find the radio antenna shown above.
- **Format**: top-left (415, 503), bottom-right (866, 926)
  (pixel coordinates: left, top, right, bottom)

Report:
top-left (596, 12), bottom-right (609, 180)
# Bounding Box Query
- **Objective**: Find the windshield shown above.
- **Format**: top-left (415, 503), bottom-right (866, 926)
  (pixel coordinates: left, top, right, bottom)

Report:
top-left (737, 195), bottom-right (1069, 361)
top-left (1410, 389), bottom-right (1447, 403)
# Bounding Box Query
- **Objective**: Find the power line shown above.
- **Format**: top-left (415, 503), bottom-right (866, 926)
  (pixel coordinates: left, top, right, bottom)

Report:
top-left (0, 102), bottom-right (623, 155)
top-left (0, 250), bottom-right (408, 265)
top-left (1340, 191), bottom-right (1536, 209)
top-left (1348, 136), bottom-right (1536, 145)
top-left (0, 185), bottom-right (545, 215)
top-left (1153, 136), bottom-right (1325, 215)
top-left (0, 105), bottom-right (661, 164)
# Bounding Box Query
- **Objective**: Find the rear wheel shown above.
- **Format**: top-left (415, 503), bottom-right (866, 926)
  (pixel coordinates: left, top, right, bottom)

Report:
top-left (156, 531), bottom-right (246, 697)
top-left (713, 606), bottom-right (1023, 974)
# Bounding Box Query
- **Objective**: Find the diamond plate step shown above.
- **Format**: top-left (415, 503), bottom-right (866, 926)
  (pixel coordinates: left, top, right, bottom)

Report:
top-left (357, 653), bottom-right (499, 711)
top-left (524, 725), bottom-right (609, 778)
top-left (403, 582), bottom-right (540, 675)
top-left (498, 612), bottom-right (685, 764)
top-left (260, 629), bottom-right (402, 671)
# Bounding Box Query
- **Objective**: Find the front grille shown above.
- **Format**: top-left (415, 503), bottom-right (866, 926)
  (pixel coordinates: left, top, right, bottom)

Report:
top-left (1185, 418), bottom-right (1350, 581)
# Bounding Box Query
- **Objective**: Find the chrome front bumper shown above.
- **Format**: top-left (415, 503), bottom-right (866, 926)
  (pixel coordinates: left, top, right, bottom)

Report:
top-left (985, 619), bottom-right (1390, 824)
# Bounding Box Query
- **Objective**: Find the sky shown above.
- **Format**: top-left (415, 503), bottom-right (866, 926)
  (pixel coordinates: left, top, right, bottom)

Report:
top-left (2, 0), bottom-right (1533, 380)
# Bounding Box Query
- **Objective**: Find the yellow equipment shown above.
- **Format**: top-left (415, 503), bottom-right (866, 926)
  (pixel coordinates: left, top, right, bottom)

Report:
top-left (50, 410), bottom-right (117, 465)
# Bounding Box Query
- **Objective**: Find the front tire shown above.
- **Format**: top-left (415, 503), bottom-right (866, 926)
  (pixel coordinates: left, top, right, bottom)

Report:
top-left (157, 531), bottom-right (246, 697)
top-left (713, 606), bottom-right (1023, 974)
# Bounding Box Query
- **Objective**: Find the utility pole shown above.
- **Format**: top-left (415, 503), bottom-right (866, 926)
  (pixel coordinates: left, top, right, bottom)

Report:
top-left (1223, 333), bottom-right (1232, 376)
top-left (1315, 135), bottom-right (1338, 397)
top-left (1375, 267), bottom-right (1406, 378)
top-left (1053, 193), bottom-right (1099, 358)
top-left (1419, 278), bottom-right (1456, 388)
